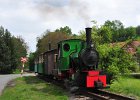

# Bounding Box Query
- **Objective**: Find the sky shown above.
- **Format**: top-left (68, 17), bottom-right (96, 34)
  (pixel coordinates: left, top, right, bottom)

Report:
top-left (0, 0), bottom-right (140, 52)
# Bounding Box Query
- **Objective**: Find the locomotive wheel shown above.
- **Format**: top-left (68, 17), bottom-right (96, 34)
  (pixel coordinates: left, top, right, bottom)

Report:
top-left (64, 79), bottom-right (70, 90)
top-left (70, 86), bottom-right (79, 93)
top-left (64, 78), bottom-right (80, 93)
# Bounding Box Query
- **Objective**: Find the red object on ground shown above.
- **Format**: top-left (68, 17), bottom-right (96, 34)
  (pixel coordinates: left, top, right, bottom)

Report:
top-left (86, 70), bottom-right (106, 88)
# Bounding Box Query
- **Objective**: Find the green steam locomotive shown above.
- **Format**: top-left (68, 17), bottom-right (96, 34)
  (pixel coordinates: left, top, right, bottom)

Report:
top-left (34, 28), bottom-right (106, 89)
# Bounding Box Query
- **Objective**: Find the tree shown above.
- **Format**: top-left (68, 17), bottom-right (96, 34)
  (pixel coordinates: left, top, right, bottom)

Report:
top-left (12, 36), bottom-right (28, 67)
top-left (28, 52), bottom-right (36, 71)
top-left (55, 26), bottom-right (72, 35)
top-left (124, 26), bottom-right (136, 40)
top-left (36, 31), bottom-right (71, 54)
top-left (97, 44), bottom-right (138, 82)
top-left (78, 21), bottom-right (102, 46)
top-left (136, 25), bottom-right (140, 35)
top-left (99, 26), bottom-right (112, 43)
top-left (0, 26), bottom-right (28, 73)
top-left (103, 20), bottom-right (125, 42)
top-left (136, 46), bottom-right (140, 70)
top-left (0, 27), bottom-right (12, 73)
top-left (4, 30), bottom-right (20, 71)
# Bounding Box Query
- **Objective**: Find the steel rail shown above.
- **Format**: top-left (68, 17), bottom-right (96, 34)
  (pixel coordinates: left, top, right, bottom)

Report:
top-left (81, 89), bottom-right (136, 100)
top-left (96, 89), bottom-right (136, 100)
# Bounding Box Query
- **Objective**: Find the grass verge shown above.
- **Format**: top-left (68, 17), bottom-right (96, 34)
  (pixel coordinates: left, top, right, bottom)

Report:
top-left (13, 69), bottom-right (21, 74)
top-left (0, 76), bottom-right (68, 100)
top-left (106, 76), bottom-right (140, 99)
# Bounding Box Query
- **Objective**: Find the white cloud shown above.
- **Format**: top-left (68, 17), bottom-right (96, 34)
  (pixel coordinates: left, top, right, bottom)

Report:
top-left (0, 0), bottom-right (140, 52)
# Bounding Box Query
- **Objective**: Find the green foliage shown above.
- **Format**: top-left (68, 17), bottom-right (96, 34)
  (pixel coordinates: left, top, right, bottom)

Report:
top-left (13, 69), bottom-right (21, 74)
top-left (78, 20), bottom-right (136, 44)
top-left (134, 35), bottom-right (140, 41)
top-left (90, 20), bottom-right (136, 43)
top-left (103, 20), bottom-right (125, 42)
top-left (28, 52), bottom-right (36, 71)
top-left (69, 20), bottom-right (138, 45)
top-left (136, 46), bottom-right (140, 69)
top-left (124, 27), bottom-right (136, 40)
top-left (0, 27), bottom-right (12, 73)
top-left (91, 23), bottom-right (102, 45)
top-left (77, 22), bottom-right (102, 46)
top-left (136, 46), bottom-right (140, 55)
top-left (0, 26), bottom-right (28, 74)
top-left (55, 26), bottom-right (72, 35)
top-left (99, 26), bottom-right (112, 43)
top-left (107, 65), bottom-right (119, 79)
top-left (97, 44), bottom-right (112, 68)
top-left (136, 25), bottom-right (140, 35)
top-left (97, 44), bottom-right (138, 81)
top-left (12, 36), bottom-right (28, 67)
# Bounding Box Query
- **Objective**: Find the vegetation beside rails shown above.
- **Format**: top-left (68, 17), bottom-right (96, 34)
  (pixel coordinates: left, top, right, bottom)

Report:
top-left (0, 76), bottom-right (68, 100)
top-left (107, 76), bottom-right (140, 99)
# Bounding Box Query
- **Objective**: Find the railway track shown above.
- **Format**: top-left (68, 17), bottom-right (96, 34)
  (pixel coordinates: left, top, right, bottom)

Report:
top-left (38, 75), bottom-right (136, 100)
top-left (79, 89), bottom-right (136, 100)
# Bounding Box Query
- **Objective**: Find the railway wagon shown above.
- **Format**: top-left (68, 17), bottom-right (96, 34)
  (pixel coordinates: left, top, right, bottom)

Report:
top-left (43, 49), bottom-right (58, 76)
top-left (34, 58), bottom-right (38, 73)
top-left (35, 27), bottom-right (106, 89)
top-left (37, 53), bottom-right (44, 74)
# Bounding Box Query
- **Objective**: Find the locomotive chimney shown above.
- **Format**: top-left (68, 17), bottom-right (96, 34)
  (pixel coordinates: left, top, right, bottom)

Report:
top-left (85, 27), bottom-right (92, 47)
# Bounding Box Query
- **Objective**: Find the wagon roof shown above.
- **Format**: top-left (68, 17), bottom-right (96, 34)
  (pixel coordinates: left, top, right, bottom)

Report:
top-left (43, 49), bottom-right (57, 54)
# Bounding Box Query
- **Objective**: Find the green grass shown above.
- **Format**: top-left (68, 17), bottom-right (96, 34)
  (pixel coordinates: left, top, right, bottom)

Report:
top-left (13, 69), bottom-right (21, 74)
top-left (107, 76), bottom-right (140, 99)
top-left (0, 76), bottom-right (68, 100)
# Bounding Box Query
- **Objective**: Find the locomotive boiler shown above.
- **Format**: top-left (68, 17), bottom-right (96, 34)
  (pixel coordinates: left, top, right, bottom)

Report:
top-left (34, 27), bottom-right (106, 89)
top-left (79, 28), bottom-right (99, 69)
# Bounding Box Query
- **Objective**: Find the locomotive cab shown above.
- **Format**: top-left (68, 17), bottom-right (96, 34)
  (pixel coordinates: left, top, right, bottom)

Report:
top-left (56, 39), bottom-right (86, 79)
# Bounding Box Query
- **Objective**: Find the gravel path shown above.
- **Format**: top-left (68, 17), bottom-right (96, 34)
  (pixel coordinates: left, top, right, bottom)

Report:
top-left (0, 73), bottom-right (35, 95)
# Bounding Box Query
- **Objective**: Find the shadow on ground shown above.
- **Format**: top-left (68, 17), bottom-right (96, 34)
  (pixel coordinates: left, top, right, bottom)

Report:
top-left (23, 76), bottom-right (42, 84)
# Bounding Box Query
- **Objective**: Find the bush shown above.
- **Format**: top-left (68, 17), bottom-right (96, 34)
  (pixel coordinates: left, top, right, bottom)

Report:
top-left (136, 46), bottom-right (140, 71)
top-left (97, 44), bottom-right (139, 82)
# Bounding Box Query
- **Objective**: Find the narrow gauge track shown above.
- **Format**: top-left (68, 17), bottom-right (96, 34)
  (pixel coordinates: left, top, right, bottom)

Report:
top-left (37, 75), bottom-right (136, 100)
top-left (80, 89), bottom-right (136, 100)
